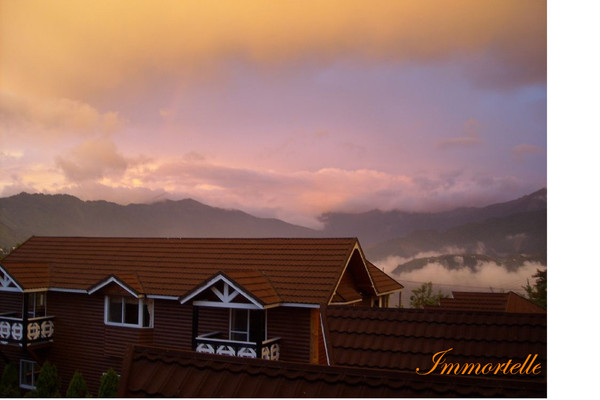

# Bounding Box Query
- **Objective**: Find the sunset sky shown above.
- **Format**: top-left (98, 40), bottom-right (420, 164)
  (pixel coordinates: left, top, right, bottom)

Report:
top-left (0, 0), bottom-right (547, 228)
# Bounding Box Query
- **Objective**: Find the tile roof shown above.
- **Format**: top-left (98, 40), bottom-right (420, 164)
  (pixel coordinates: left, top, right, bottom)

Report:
top-left (119, 345), bottom-right (547, 398)
top-left (1, 236), bottom-right (402, 305)
top-left (430, 291), bottom-right (546, 313)
top-left (325, 306), bottom-right (547, 381)
top-left (366, 261), bottom-right (404, 294)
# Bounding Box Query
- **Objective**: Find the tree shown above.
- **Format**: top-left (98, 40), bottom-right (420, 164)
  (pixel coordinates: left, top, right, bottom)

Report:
top-left (0, 363), bottom-right (20, 397)
top-left (410, 282), bottom-right (448, 308)
top-left (66, 371), bottom-right (89, 398)
top-left (523, 268), bottom-right (547, 309)
top-left (29, 361), bottom-right (61, 397)
top-left (98, 369), bottom-right (119, 398)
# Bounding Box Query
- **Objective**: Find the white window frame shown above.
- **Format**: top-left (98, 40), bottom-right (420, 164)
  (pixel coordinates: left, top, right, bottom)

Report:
top-left (229, 309), bottom-right (250, 342)
top-left (104, 296), bottom-right (154, 328)
top-left (28, 292), bottom-right (47, 318)
top-left (19, 359), bottom-right (39, 390)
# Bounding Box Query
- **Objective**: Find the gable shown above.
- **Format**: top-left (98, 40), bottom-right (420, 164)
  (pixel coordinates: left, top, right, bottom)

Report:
top-left (0, 266), bottom-right (22, 292)
top-left (88, 275), bottom-right (142, 298)
top-left (180, 272), bottom-right (268, 309)
top-left (329, 247), bottom-right (378, 305)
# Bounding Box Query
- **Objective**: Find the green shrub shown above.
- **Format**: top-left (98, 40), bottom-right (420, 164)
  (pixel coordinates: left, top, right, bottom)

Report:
top-left (97, 369), bottom-right (119, 398)
top-left (33, 361), bottom-right (61, 397)
top-left (0, 363), bottom-right (20, 397)
top-left (66, 371), bottom-right (89, 397)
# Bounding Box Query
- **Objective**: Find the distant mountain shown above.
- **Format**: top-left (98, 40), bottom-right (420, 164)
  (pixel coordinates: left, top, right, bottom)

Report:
top-left (0, 189), bottom-right (547, 262)
top-left (0, 193), bottom-right (317, 251)
top-left (365, 209), bottom-right (546, 261)
top-left (319, 188), bottom-right (547, 247)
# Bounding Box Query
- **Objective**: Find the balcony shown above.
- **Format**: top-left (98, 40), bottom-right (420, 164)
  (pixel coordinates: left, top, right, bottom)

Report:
top-left (194, 332), bottom-right (281, 360)
top-left (0, 313), bottom-right (55, 346)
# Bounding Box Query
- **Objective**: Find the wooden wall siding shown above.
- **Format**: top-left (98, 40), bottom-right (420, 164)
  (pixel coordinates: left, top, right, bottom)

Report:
top-left (317, 315), bottom-right (328, 365)
top-left (309, 308), bottom-right (319, 364)
top-left (0, 291), bottom-right (22, 315)
top-left (266, 307), bottom-right (311, 363)
top-left (196, 307), bottom-right (229, 336)
top-left (104, 327), bottom-right (154, 357)
top-left (152, 300), bottom-right (193, 350)
top-left (0, 344), bottom-right (35, 375)
top-left (1, 291), bottom-right (320, 393)
top-left (43, 292), bottom-right (111, 395)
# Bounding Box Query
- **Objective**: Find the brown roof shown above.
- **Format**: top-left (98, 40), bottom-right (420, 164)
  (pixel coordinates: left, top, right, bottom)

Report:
top-left (119, 345), bottom-right (547, 397)
top-left (325, 306), bottom-right (547, 380)
top-left (366, 261), bottom-right (404, 294)
top-left (433, 291), bottom-right (546, 313)
top-left (1, 236), bottom-right (402, 305)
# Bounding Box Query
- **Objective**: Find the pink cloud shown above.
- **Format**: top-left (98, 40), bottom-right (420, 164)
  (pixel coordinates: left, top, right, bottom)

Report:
top-left (512, 144), bottom-right (545, 160)
top-left (437, 118), bottom-right (483, 148)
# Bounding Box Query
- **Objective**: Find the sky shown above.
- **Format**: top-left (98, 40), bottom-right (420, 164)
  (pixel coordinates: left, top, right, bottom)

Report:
top-left (0, 0), bottom-right (547, 228)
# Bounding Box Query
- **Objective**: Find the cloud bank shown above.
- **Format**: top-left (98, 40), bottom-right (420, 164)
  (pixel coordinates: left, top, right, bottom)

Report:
top-left (2, 0), bottom-right (546, 100)
top-left (374, 253), bottom-right (545, 307)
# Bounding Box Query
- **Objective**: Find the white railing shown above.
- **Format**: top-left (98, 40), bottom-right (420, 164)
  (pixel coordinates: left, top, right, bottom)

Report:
top-left (0, 314), bottom-right (55, 345)
top-left (194, 332), bottom-right (281, 360)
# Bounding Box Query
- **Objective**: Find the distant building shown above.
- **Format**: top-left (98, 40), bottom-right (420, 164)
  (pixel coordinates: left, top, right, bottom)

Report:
top-left (425, 291), bottom-right (546, 313)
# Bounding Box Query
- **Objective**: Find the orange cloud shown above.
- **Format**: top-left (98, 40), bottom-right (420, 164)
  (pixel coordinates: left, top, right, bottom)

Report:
top-left (1, 0), bottom-right (546, 100)
top-left (0, 92), bottom-right (126, 141)
top-left (55, 138), bottom-right (128, 182)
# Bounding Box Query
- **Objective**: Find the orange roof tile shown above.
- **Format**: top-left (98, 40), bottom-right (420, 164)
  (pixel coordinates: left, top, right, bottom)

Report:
top-left (366, 261), bottom-right (404, 294)
top-left (1, 236), bottom-right (401, 305)
top-left (326, 306), bottom-right (547, 380)
top-left (119, 345), bottom-right (547, 397)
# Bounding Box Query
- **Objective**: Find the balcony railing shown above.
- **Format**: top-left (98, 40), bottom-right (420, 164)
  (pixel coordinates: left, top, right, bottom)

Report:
top-left (194, 331), bottom-right (281, 360)
top-left (0, 313), bottom-right (55, 346)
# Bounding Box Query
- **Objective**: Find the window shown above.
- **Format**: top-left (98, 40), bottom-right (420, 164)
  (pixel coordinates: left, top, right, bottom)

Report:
top-left (27, 292), bottom-right (46, 317)
top-left (229, 309), bottom-right (249, 342)
top-left (19, 360), bottom-right (39, 389)
top-left (105, 296), bottom-right (153, 328)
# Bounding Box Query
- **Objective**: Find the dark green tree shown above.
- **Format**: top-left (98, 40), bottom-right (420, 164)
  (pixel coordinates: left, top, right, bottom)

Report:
top-left (0, 362), bottom-right (21, 397)
top-left (409, 282), bottom-right (448, 308)
top-left (28, 361), bottom-right (61, 397)
top-left (66, 371), bottom-right (89, 398)
top-left (98, 369), bottom-right (119, 398)
top-left (523, 268), bottom-right (547, 309)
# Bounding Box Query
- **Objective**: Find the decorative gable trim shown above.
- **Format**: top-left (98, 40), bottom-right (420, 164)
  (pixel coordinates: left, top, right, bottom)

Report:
top-left (88, 275), bottom-right (140, 298)
top-left (0, 265), bottom-right (23, 292)
top-left (180, 273), bottom-right (264, 310)
top-left (327, 242), bottom-right (377, 305)
top-left (330, 298), bottom-right (363, 306)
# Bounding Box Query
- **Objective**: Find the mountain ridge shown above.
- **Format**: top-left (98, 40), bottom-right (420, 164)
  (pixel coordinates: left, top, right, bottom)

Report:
top-left (0, 192), bottom-right (318, 250)
top-left (319, 188), bottom-right (546, 246)
top-left (0, 189), bottom-right (547, 261)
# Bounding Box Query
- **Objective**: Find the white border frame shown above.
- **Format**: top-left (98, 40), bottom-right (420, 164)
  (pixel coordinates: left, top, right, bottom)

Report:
top-left (104, 296), bottom-right (154, 328)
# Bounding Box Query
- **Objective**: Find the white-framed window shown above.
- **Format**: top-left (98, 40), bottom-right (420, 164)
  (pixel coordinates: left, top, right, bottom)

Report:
top-left (229, 309), bottom-right (249, 342)
top-left (19, 359), bottom-right (39, 390)
top-left (104, 296), bottom-right (153, 328)
top-left (28, 292), bottom-right (46, 317)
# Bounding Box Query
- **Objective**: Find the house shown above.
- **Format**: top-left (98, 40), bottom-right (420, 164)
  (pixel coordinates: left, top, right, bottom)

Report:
top-left (118, 344), bottom-right (547, 398)
top-left (426, 291), bottom-right (546, 313)
top-left (0, 236), bottom-right (403, 394)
